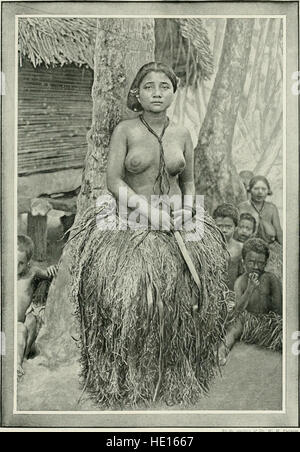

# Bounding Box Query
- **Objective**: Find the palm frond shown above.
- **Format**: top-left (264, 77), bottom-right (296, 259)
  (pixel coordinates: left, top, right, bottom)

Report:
top-left (155, 18), bottom-right (214, 85)
top-left (176, 19), bottom-right (214, 82)
top-left (18, 18), bottom-right (97, 68)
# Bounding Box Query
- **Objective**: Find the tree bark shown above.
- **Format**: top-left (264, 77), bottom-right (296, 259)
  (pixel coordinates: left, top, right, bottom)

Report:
top-left (194, 19), bottom-right (254, 213)
top-left (36, 19), bottom-right (155, 364)
top-left (77, 18), bottom-right (155, 215)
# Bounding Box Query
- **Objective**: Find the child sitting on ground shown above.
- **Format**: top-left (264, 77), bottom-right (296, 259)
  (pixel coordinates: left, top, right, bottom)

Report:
top-left (219, 238), bottom-right (282, 365)
top-left (213, 203), bottom-right (243, 290)
top-left (17, 234), bottom-right (58, 378)
top-left (234, 212), bottom-right (256, 243)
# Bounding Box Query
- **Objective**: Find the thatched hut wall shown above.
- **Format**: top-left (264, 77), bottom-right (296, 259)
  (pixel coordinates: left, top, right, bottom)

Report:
top-left (18, 58), bottom-right (93, 177)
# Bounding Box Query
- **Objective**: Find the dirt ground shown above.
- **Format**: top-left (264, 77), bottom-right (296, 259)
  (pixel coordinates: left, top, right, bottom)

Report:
top-left (17, 211), bottom-right (283, 412)
top-left (18, 342), bottom-right (282, 412)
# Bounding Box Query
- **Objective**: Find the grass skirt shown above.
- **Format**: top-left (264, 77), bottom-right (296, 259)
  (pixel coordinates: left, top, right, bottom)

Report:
top-left (69, 194), bottom-right (230, 408)
top-left (240, 311), bottom-right (282, 352)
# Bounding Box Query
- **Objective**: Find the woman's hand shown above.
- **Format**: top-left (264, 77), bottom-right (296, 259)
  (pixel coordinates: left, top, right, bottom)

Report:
top-left (150, 208), bottom-right (174, 231)
top-left (172, 209), bottom-right (193, 230)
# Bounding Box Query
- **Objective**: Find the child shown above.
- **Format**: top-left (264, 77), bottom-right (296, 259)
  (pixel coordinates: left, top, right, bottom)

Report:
top-left (234, 212), bottom-right (256, 243)
top-left (213, 204), bottom-right (243, 290)
top-left (17, 235), bottom-right (57, 378)
top-left (219, 238), bottom-right (282, 365)
top-left (238, 175), bottom-right (283, 281)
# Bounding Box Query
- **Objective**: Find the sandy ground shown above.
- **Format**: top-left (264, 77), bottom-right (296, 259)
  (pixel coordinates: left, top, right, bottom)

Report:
top-left (18, 342), bottom-right (282, 412)
top-left (17, 212), bottom-right (283, 412)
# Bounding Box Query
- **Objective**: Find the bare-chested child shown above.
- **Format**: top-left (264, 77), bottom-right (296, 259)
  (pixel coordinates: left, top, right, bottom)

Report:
top-left (17, 235), bottom-right (57, 378)
top-left (234, 212), bottom-right (256, 243)
top-left (213, 204), bottom-right (243, 290)
top-left (219, 238), bottom-right (282, 365)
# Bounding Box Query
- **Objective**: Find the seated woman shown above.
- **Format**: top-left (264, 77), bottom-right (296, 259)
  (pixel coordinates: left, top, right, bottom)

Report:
top-left (238, 175), bottom-right (283, 281)
top-left (69, 62), bottom-right (230, 407)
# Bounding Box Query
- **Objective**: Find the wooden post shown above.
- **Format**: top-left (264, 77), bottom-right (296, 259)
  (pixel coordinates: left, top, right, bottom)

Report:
top-left (27, 213), bottom-right (48, 261)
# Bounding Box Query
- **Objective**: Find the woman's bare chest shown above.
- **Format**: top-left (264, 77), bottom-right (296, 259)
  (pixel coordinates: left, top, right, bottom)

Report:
top-left (125, 132), bottom-right (186, 176)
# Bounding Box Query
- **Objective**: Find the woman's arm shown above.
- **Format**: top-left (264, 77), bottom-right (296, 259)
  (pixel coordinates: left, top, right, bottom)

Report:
top-left (107, 122), bottom-right (146, 212)
top-left (271, 204), bottom-right (283, 245)
top-left (179, 129), bottom-right (195, 199)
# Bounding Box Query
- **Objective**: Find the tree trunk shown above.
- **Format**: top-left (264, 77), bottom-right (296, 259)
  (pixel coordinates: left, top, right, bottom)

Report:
top-left (77, 18), bottom-right (155, 215)
top-left (36, 19), bottom-right (155, 365)
top-left (194, 19), bottom-right (254, 213)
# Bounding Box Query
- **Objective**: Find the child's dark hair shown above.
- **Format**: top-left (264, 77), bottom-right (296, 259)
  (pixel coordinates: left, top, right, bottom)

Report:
top-left (18, 234), bottom-right (34, 262)
top-left (127, 62), bottom-right (178, 112)
top-left (212, 203), bottom-right (239, 227)
top-left (242, 238), bottom-right (270, 261)
top-left (239, 213), bottom-right (257, 232)
top-left (248, 175), bottom-right (272, 196)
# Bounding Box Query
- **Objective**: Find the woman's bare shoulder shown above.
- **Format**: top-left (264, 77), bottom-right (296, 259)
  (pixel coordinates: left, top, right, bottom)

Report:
top-left (173, 122), bottom-right (190, 135)
top-left (169, 122), bottom-right (192, 142)
top-left (265, 201), bottom-right (278, 210)
top-left (113, 118), bottom-right (140, 134)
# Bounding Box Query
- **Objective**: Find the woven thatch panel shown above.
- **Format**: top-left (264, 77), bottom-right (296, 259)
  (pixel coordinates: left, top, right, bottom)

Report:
top-left (18, 60), bottom-right (93, 175)
top-left (18, 17), bottom-right (97, 69)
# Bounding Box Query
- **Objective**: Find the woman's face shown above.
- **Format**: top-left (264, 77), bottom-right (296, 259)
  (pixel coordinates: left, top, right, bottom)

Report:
top-left (137, 71), bottom-right (175, 113)
top-left (250, 180), bottom-right (269, 203)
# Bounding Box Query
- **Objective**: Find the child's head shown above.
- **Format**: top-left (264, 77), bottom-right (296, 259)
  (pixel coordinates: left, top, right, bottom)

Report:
top-left (242, 238), bottom-right (270, 276)
top-left (17, 235), bottom-right (34, 276)
top-left (213, 203), bottom-right (239, 242)
top-left (236, 213), bottom-right (256, 243)
top-left (248, 176), bottom-right (272, 203)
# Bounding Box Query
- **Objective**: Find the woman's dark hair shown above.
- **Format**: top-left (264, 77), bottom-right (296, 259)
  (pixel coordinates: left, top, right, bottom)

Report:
top-left (212, 203), bottom-right (239, 227)
top-left (248, 175), bottom-right (272, 196)
top-left (127, 62), bottom-right (178, 112)
top-left (239, 213), bottom-right (257, 232)
top-left (242, 237), bottom-right (270, 261)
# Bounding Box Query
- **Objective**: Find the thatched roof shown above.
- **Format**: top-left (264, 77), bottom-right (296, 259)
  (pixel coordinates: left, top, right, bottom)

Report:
top-left (18, 17), bottom-right (214, 83)
top-left (18, 18), bottom-right (97, 68)
top-left (176, 19), bottom-right (214, 82)
top-left (155, 18), bottom-right (214, 85)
